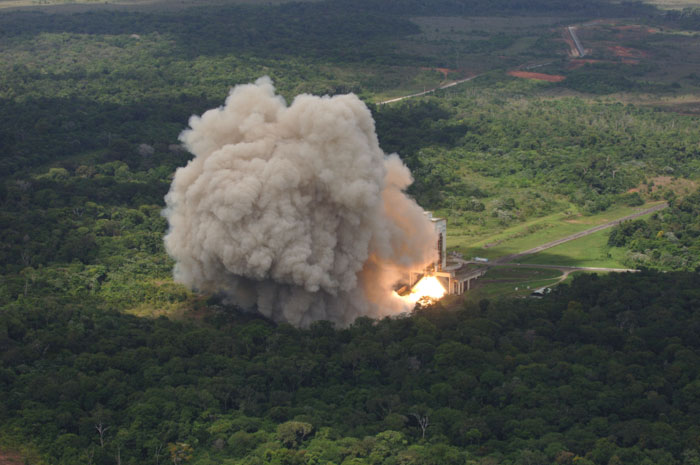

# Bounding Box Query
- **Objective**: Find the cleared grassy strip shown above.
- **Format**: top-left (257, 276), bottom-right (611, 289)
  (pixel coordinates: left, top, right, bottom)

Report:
top-left (484, 265), bottom-right (562, 280)
top-left (516, 207), bottom-right (665, 268)
top-left (516, 228), bottom-right (627, 268)
top-left (449, 201), bottom-right (665, 261)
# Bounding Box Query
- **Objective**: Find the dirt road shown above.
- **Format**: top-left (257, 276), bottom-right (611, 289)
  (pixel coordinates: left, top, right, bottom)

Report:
top-left (568, 26), bottom-right (586, 57)
top-left (495, 202), bottom-right (668, 264)
top-left (379, 75), bottom-right (479, 105)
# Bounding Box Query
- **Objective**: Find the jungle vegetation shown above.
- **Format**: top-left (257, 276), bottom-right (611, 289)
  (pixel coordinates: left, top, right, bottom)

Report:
top-left (3, 271), bottom-right (700, 465)
top-left (1, 0), bottom-right (700, 463)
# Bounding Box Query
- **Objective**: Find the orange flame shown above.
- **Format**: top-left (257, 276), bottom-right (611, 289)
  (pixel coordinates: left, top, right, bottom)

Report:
top-left (396, 275), bottom-right (446, 305)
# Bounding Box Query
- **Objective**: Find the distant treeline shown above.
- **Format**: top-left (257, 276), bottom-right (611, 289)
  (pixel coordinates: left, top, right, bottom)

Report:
top-left (0, 3), bottom-right (418, 59)
top-left (664, 7), bottom-right (700, 30)
top-left (330, 0), bottom-right (657, 17)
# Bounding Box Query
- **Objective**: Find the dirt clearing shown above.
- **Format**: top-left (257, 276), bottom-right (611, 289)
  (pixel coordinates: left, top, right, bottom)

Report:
top-left (608, 45), bottom-right (649, 58)
top-left (508, 71), bottom-right (566, 82)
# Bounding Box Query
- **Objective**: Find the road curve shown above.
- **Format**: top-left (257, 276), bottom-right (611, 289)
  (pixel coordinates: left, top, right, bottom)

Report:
top-left (495, 202), bottom-right (668, 264)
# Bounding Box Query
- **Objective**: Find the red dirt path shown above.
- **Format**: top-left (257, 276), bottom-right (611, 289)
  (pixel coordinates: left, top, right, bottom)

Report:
top-left (508, 71), bottom-right (566, 82)
top-left (568, 59), bottom-right (602, 69)
top-left (615, 25), bottom-right (657, 34)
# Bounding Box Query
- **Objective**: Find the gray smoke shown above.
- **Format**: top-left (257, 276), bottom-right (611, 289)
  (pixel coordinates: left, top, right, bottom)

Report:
top-left (163, 77), bottom-right (437, 327)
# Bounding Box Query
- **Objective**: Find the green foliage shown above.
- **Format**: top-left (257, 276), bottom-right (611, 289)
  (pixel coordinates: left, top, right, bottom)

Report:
top-left (374, 91), bottom-right (700, 214)
top-left (665, 8), bottom-right (700, 31)
top-left (276, 421), bottom-right (313, 448)
top-left (168, 442), bottom-right (194, 464)
top-left (564, 64), bottom-right (640, 94)
top-left (2, 271), bottom-right (700, 464)
top-left (0, 1), bottom-right (699, 464)
top-left (608, 189), bottom-right (700, 270)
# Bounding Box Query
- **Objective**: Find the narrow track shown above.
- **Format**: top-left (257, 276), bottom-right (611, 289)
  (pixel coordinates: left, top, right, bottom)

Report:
top-left (379, 75), bottom-right (479, 105)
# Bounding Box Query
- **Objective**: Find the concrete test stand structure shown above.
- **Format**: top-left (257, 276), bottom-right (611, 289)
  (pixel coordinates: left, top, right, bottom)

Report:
top-left (409, 213), bottom-right (485, 295)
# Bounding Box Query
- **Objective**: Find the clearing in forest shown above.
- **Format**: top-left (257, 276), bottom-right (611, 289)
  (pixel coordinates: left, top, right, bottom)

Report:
top-left (608, 45), bottom-right (649, 58)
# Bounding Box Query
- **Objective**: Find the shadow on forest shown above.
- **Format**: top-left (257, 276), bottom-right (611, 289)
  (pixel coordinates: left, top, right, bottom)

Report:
top-left (0, 93), bottom-right (214, 176)
top-left (0, 3), bottom-right (419, 62)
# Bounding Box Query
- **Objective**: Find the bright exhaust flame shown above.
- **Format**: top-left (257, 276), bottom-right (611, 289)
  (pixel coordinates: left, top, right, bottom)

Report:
top-left (398, 275), bottom-right (446, 305)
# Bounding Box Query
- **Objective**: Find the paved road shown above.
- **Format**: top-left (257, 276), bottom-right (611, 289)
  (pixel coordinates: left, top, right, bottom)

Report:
top-left (519, 263), bottom-right (638, 273)
top-left (379, 75), bottom-right (480, 105)
top-left (568, 26), bottom-right (586, 57)
top-left (494, 202), bottom-right (668, 264)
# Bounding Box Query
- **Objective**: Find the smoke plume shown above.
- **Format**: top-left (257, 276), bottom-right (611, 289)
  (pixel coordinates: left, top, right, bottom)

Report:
top-left (163, 77), bottom-right (437, 327)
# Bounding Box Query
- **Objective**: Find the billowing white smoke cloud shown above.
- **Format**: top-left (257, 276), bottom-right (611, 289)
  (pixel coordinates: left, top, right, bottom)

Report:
top-left (163, 77), bottom-right (437, 327)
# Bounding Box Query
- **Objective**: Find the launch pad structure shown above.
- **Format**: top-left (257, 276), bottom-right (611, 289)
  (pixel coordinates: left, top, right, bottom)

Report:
top-left (409, 213), bottom-right (486, 296)
top-left (409, 267), bottom-right (485, 295)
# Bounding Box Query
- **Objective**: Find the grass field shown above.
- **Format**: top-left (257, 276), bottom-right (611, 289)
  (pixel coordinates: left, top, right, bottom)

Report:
top-left (514, 207), bottom-right (665, 267)
top-left (515, 229), bottom-right (627, 268)
top-left (462, 265), bottom-right (564, 302)
top-left (447, 201), bottom-right (665, 261)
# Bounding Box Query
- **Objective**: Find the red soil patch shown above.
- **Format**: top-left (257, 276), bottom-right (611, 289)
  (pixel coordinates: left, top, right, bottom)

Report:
top-left (567, 59), bottom-right (602, 69)
top-left (0, 450), bottom-right (24, 465)
top-left (561, 32), bottom-right (579, 57)
top-left (421, 67), bottom-right (456, 79)
top-left (434, 67), bottom-right (453, 78)
top-left (508, 71), bottom-right (566, 83)
top-left (615, 25), bottom-right (657, 34)
top-left (608, 45), bottom-right (648, 59)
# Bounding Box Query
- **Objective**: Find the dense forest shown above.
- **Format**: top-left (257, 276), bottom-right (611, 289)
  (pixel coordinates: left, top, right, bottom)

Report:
top-left (2, 0), bottom-right (700, 463)
top-left (2, 272), bottom-right (700, 464)
top-left (374, 90), bottom-right (700, 212)
top-left (608, 188), bottom-right (700, 270)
